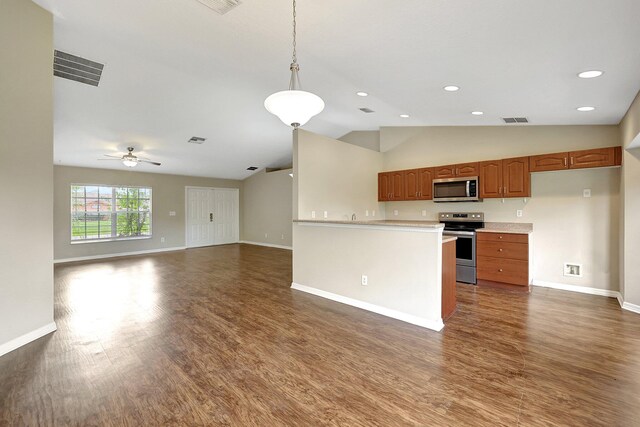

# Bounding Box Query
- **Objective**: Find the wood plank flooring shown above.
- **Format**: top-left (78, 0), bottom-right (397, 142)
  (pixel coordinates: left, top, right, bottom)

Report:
top-left (1, 244), bottom-right (640, 426)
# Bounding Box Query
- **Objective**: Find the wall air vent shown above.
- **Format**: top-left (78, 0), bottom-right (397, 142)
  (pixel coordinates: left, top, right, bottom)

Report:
top-left (188, 136), bottom-right (206, 144)
top-left (53, 50), bottom-right (104, 87)
top-left (246, 166), bottom-right (258, 171)
top-left (359, 108), bottom-right (375, 113)
top-left (195, 0), bottom-right (242, 14)
top-left (502, 117), bottom-right (529, 124)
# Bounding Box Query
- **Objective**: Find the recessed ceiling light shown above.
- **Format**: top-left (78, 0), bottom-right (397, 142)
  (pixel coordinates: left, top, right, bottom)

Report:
top-left (578, 70), bottom-right (603, 79)
top-left (471, 111), bottom-right (484, 116)
top-left (444, 85), bottom-right (460, 92)
top-left (577, 106), bottom-right (596, 112)
top-left (356, 91), bottom-right (369, 97)
top-left (399, 114), bottom-right (410, 118)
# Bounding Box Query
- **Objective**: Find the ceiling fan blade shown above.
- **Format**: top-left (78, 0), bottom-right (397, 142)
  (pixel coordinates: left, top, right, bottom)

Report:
top-left (138, 159), bottom-right (161, 166)
top-left (103, 154), bottom-right (122, 159)
top-left (97, 158), bottom-right (122, 161)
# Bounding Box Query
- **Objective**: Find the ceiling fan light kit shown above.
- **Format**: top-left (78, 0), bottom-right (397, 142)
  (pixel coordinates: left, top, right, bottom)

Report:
top-left (99, 146), bottom-right (161, 168)
top-left (264, 0), bottom-right (324, 128)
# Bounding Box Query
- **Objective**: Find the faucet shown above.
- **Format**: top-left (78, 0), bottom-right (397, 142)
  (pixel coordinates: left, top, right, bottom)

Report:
top-left (352, 213), bottom-right (356, 221)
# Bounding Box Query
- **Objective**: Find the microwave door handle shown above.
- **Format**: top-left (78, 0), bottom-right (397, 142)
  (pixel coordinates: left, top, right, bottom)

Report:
top-left (466, 180), bottom-right (470, 197)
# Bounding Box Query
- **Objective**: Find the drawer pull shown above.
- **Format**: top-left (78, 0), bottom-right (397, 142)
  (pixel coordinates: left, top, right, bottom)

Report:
top-left (499, 269), bottom-right (503, 272)
top-left (498, 249), bottom-right (503, 252)
top-left (499, 236), bottom-right (503, 239)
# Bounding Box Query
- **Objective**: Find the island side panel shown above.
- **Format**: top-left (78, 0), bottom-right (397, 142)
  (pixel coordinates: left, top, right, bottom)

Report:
top-left (292, 223), bottom-right (443, 330)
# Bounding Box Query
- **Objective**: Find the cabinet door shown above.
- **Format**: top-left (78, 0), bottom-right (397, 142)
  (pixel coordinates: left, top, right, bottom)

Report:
top-left (417, 167), bottom-right (434, 200)
top-left (569, 147), bottom-right (621, 169)
top-left (404, 169), bottom-right (420, 200)
top-left (456, 162), bottom-right (479, 177)
top-left (503, 157), bottom-right (530, 197)
top-left (378, 173), bottom-right (390, 201)
top-left (529, 152), bottom-right (568, 172)
top-left (389, 171), bottom-right (405, 200)
top-left (434, 165), bottom-right (456, 179)
top-left (479, 160), bottom-right (503, 198)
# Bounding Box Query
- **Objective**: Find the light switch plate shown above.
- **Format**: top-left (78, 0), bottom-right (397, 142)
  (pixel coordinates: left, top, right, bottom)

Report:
top-left (393, 210), bottom-right (399, 216)
top-left (311, 211), bottom-right (316, 218)
top-left (323, 211), bottom-right (328, 219)
top-left (583, 189), bottom-right (591, 198)
top-left (169, 211), bottom-right (176, 216)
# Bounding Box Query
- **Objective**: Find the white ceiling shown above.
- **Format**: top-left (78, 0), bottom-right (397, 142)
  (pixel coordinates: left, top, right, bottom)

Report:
top-left (33, 0), bottom-right (640, 179)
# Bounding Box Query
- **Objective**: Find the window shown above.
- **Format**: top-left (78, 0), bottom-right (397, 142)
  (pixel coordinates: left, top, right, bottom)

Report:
top-left (71, 185), bottom-right (152, 242)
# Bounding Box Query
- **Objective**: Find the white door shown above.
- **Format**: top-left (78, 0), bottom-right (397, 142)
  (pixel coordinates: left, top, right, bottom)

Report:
top-left (186, 187), bottom-right (239, 248)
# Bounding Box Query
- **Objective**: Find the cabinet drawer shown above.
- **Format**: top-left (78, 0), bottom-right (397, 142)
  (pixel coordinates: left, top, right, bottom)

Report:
top-left (476, 232), bottom-right (528, 244)
top-left (477, 240), bottom-right (528, 261)
top-left (477, 256), bottom-right (529, 286)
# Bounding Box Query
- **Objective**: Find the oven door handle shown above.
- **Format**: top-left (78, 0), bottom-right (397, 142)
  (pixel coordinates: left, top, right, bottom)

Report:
top-left (443, 230), bottom-right (475, 236)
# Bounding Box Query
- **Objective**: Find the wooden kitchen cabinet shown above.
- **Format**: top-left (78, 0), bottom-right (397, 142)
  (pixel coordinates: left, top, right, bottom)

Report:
top-left (477, 232), bottom-right (530, 286)
top-left (569, 147), bottom-right (622, 169)
top-left (479, 157), bottom-right (530, 198)
top-left (529, 152), bottom-right (569, 172)
top-left (379, 171), bottom-right (405, 201)
top-left (441, 238), bottom-right (457, 320)
top-left (503, 157), bottom-right (530, 197)
top-left (434, 162), bottom-right (479, 179)
top-left (418, 167), bottom-right (434, 200)
top-left (404, 167), bottom-right (434, 200)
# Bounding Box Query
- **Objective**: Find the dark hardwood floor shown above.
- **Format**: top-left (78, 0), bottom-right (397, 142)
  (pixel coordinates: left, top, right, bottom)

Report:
top-left (1, 244), bottom-right (640, 426)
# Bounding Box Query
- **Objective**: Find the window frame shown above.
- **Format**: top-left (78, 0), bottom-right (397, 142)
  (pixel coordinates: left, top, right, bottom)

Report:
top-left (70, 183), bottom-right (153, 244)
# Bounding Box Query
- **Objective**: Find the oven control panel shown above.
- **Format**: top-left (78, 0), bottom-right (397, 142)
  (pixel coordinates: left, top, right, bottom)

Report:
top-left (439, 212), bottom-right (484, 221)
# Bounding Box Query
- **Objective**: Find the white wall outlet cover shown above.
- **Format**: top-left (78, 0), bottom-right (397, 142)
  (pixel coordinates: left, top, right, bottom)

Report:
top-left (169, 211), bottom-right (176, 216)
top-left (365, 210), bottom-right (369, 217)
top-left (421, 210), bottom-right (427, 217)
top-left (583, 189), bottom-right (592, 198)
top-left (160, 237), bottom-right (165, 243)
top-left (516, 210), bottom-right (523, 218)
top-left (323, 211), bottom-right (328, 218)
top-left (361, 275), bottom-right (368, 286)
top-left (311, 211), bottom-right (316, 218)
top-left (372, 210), bottom-right (376, 216)
top-left (393, 210), bottom-right (399, 216)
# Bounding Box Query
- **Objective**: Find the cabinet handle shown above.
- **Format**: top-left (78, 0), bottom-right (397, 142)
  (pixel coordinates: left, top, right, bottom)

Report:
top-left (499, 236), bottom-right (503, 239)
top-left (499, 269), bottom-right (503, 272)
top-left (571, 157), bottom-right (574, 165)
top-left (456, 168), bottom-right (459, 175)
top-left (564, 157), bottom-right (567, 167)
top-left (498, 248), bottom-right (503, 252)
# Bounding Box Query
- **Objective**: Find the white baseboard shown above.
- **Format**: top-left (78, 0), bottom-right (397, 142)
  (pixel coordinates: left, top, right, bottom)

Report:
top-left (0, 322), bottom-right (57, 358)
top-left (240, 241), bottom-right (292, 250)
top-left (54, 246), bottom-right (187, 264)
top-left (532, 280), bottom-right (621, 299)
top-left (621, 301), bottom-right (640, 315)
top-left (290, 282), bottom-right (444, 332)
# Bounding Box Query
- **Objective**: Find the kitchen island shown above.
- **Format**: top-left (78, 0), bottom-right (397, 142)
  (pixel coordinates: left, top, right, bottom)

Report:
top-left (292, 219), bottom-right (451, 331)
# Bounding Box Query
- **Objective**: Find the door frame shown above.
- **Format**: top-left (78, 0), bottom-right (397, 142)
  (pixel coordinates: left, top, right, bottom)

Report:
top-left (185, 186), bottom-right (240, 248)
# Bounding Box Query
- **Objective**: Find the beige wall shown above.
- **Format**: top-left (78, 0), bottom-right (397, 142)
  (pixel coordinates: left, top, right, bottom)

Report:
top-left (0, 0), bottom-right (54, 348)
top-left (295, 129), bottom-right (385, 221)
top-left (338, 130), bottom-right (381, 152)
top-left (242, 169), bottom-right (293, 247)
top-left (380, 125), bottom-right (621, 292)
top-left (54, 166), bottom-right (242, 261)
top-left (619, 91), bottom-right (640, 306)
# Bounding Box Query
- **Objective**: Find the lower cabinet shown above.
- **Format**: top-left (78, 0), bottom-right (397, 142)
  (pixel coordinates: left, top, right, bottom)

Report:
top-left (477, 232), bottom-right (530, 286)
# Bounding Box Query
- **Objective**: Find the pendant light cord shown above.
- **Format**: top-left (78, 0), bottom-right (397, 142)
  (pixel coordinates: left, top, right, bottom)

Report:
top-left (292, 0), bottom-right (297, 65)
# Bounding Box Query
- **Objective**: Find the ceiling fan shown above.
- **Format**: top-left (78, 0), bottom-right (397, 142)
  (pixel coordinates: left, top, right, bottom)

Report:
top-left (99, 147), bottom-right (161, 168)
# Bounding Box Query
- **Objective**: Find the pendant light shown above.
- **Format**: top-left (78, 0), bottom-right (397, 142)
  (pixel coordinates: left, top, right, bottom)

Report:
top-left (264, 0), bottom-right (324, 128)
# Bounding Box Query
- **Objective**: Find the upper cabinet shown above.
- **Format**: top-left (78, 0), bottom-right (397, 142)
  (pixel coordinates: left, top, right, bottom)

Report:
top-left (434, 162), bottom-right (479, 179)
top-left (378, 172), bottom-right (390, 201)
top-left (530, 147), bottom-right (622, 172)
top-left (379, 171), bottom-right (405, 201)
top-left (569, 147), bottom-right (622, 169)
top-left (404, 167), bottom-right (434, 200)
top-left (479, 157), bottom-right (530, 198)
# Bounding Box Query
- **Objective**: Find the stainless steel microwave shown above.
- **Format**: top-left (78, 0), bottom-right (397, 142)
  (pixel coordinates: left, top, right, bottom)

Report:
top-left (433, 177), bottom-right (481, 202)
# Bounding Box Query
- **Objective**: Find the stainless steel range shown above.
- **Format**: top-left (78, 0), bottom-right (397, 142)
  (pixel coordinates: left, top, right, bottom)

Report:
top-left (439, 212), bottom-right (484, 284)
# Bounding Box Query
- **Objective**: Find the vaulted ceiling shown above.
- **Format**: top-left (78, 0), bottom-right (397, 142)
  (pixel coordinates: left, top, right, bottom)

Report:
top-left (33, 0), bottom-right (640, 179)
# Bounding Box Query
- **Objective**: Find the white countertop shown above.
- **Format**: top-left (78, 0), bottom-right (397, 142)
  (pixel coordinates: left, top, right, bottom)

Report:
top-left (293, 219), bottom-right (444, 229)
top-left (477, 222), bottom-right (533, 235)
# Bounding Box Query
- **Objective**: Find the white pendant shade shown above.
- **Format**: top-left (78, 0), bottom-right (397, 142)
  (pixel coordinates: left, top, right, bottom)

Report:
top-left (122, 158), bottom-right (138, 167)
top-left (264, 89), bottom-right (325, 127)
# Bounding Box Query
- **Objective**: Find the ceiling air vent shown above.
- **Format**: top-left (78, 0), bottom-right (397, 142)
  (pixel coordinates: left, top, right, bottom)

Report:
top-left (359, 108), bottom-right (375, 114)
top-left (195, 0), bottom-right (242, 14)
top-left (246, 166), bottom-right (258, 171)
top-left (502, 117), bottom-right (529, 124)
top-left (53, 50), bottom-right (104, 87)
top-left (188, 136), bottom-right (206, 144)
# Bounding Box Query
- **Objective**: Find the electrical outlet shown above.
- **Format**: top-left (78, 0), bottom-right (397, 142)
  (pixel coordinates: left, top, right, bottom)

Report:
top-left (264, 233), bottom-right (268, 238)
top-left (583, 189), bottom-right (591, 198)
top-left (160, 237), bottom-right (165, 243)
top-left (365, 210), bottom-right (369, 217)
top-left (372, 210), bottom-right (376, 217)
top-left (169, 211), bottom-right (176, 217)
top-left (281, 234), bottom-right (285, 240)
top-left (393, 210), bottom-right (399, 216)
top-left (516, 210), bottom-right (523, 218)
top-left (361, 275), bottom-right (368, 286)
top-left (311, 211), bottom-right (316, 218)
top-left (422, 210), bottom-right (427, 217)
top-left (323, 211), bottom-right (328, 219)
